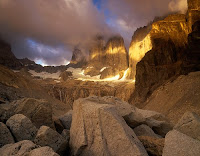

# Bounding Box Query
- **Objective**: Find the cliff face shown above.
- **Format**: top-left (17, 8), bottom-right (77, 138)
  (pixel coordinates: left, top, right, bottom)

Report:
top-left (83, 36), bottom-right (105, 76)
top-left (84, 36), bottom-right (128, 79)
top-left (130, 0), bottom-right (200, 105)
top-left (0, 40), bottom-right (22, 70)
top-left (104, 36), bottom-right (128, 72)
top-left (128, 14), bottom-right (188, 80)
top-left (127, 26), bottom-right (152, 79)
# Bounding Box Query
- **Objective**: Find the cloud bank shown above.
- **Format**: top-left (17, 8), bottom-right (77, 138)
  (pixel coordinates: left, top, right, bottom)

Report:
top-left (0, 0), bottom-right (188, 65)
top-left (105, 0), bottom-right (187, 46)
top-left (0, 0), bottom-right (111, 65)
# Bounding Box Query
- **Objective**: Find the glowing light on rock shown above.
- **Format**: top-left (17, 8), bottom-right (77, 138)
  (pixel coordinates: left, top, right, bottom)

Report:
top-left (121, 68), bottom-right (129, 81)
top-left (127, 34), bottom-right (153, 79)
top-left (106, 47), bottom-right (126, 54)
top-left (67, 67), bottom-right (133, 82)
top-left (80, 70), bottom-right (85, 76)
top-left (91, 53), bottom-right (100, 59)
top-left (129, 34), bottom-right (152, 62)
top-left (103, 74), bottom-right (120, 81)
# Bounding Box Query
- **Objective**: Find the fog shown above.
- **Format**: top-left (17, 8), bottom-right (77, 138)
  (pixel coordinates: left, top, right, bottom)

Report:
top-left (0, 0), bottom-right (188, 65)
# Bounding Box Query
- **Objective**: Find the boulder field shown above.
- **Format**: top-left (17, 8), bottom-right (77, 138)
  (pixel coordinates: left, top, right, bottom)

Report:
top-left (1, 96), bottom-right (200, 156)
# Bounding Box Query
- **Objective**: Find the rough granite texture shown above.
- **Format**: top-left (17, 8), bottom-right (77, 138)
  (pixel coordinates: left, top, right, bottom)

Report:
top-left (70, 97), bottom-right (148, 156)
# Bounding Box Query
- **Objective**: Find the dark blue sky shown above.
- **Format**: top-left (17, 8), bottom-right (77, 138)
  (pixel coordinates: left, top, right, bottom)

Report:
top-left (93, 0), bottom-right (102, 10)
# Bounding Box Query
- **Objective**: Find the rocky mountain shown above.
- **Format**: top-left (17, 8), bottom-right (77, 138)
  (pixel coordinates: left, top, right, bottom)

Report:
top-left (127, 25), bottom-right (152, 79)
top-left (84, 35), bottom-right (128, 79)
top-left (129, 0), bottom-right (200, 105)
top-left (0, 39), bottom-right (69, 73)
top-left (0, 39), bottom-right (22, 70)
top-left (69, 48), bottom-right (87, 68)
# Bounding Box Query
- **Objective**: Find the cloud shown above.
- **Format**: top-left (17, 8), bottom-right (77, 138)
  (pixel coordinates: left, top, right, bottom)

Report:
top-left (0, 0), bottom-right (188, 65)
top-left (168, 0), bottom-right (187, 13)
top-left (104, 0), bottom-right (188, 46)
top-left (0, 0), bottom-right (112, 65)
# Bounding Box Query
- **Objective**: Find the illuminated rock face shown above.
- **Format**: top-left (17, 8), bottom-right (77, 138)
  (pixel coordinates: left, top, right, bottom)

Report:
top-left (89, 36), bottom-right (105, 63)
top-left (84, 36), bottom-right (105, 76)
top-left (127, 26), bottom-right (152, 79)
top-left (85, 36), bottom-right (128, 79)
top-left (128, 14), bottom-right (189, 80)
top-left (104, 36), bottom-right (128, 72)
top-left (130, 0), bottom-right (200, 105)
top-left (131, 15), bottom-right (190, 104)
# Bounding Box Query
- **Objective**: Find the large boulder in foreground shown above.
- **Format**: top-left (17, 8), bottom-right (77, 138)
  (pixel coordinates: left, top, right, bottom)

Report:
top-left (0, 140), bottom-right (38, 156)
top-left (163, 130), bottom-right (200, 156)
top-left (174, 112), bottom-right (200, 140)
top-left (94, 96), bottom-right (172, 137)
top-left (0, 122), bottom-right (15, 147)
top-left (6, 114), bottom-right (38, 142)
top-left (125, 107), bottom-right (172, 137)
top-left (34, 126), bottom-right (67, 155)
top-left (7, 98), bottom-right (54, 128)
top-left (29, 146), bottom-right (59, 156)
top-left (70, 97), bottom-right (148, 156)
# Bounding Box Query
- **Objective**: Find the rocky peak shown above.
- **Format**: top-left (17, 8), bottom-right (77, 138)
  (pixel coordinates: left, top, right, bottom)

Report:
top-left (104, 36), bottom-right (128, 71)
top-left (129, 0), bottom-right (200, 105)
top-left (89, 35), bottom-right (105, 63)
top-left (70, 48), bottom-right (87, 68)
top-left (105, 36), bottom-right (125, 50)
top-left (84, 35), bottom-right (128, 79)
top-left (128, 12), bottom-right (190, 80)
top-left (0, 39), bottom-right (22, 70)
top-left (127, 26), bottom-right (152, 79)
top-left (19, 58), bottom-right (36, 66)
top-left (131, 25), bottom-right (152, 42)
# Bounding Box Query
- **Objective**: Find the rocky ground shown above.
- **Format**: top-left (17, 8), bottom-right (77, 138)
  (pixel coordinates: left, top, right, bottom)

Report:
top-left (1, 96), bottom-right (200, 156)
top-left (140, 71), bottom-right (200, 124)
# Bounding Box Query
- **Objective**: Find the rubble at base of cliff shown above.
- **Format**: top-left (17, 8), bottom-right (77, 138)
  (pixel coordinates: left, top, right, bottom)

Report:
top-left (1, 96), bottom-right (200, 156)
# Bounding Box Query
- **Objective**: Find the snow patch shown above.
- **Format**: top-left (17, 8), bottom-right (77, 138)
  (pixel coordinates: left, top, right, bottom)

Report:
top-left (66, 67), bottom-right (101, 81)
top-left (29, 70), bottom-right (61, 79)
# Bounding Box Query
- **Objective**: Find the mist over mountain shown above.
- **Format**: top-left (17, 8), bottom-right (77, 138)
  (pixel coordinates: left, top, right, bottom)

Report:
top-left (0, 0), bottom-right (187, 65)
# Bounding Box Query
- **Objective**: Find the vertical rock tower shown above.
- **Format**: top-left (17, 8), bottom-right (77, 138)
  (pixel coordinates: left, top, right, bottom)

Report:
top-left (129, 0), bottom-right (200, 105)
top-left (84, 35), bottom-right (128, 79)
